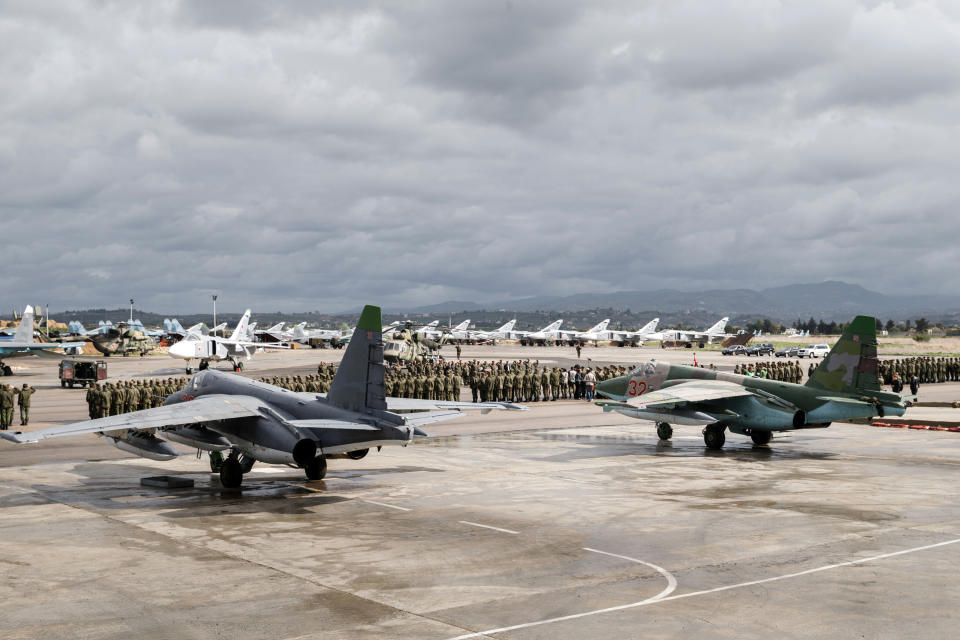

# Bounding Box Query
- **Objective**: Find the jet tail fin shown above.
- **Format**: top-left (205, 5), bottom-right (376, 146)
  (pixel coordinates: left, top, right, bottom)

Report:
top-left (326, 305), bottom-right (386, 413)
top-left (589, 319), bottom-right (610, 333)
top-left (706, 317), bottom-right (729, 335)
top-left (13, 306), bottom-right (34, 342)
top-left (638, 318), bottom-right (659, 334)
top-left (498, 319), bottom-right (517, 333)
top-left (805, 315), bottom-right (880, 394)
top-left (228, 310), bottom-right (251, 342)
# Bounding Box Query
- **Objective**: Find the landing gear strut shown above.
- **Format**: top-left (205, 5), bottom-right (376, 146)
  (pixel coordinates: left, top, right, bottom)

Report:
top-left (656, 422), bottom-right (673, 441)
top-left (703, 423), bottom-right (726, 450)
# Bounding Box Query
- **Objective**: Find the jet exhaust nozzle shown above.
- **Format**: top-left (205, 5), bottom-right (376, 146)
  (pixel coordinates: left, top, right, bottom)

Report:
top-left (793, 410), bottom-right (806, 429)
top-left (292, 438), bottom-right (318, 468)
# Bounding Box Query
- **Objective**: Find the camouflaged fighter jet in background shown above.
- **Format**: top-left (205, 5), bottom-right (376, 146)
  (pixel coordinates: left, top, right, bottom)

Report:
top-left (595, 315), bottom-right (911, 449)
top-left (0, 305), bottom-right (525, 489)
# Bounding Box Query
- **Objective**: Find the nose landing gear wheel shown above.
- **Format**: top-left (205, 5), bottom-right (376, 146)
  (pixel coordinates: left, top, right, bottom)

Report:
top-left (703, 424), bottom-right (726, 450)
top-left (656, 422), bottom-right (673, 441)
top-left (305, 456), bottom-right (327, 481)
top-left (750, 430), bottom-right (772, 446)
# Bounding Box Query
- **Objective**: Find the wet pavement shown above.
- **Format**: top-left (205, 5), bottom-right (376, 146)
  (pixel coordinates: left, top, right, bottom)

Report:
top-left (3, 404), bottom-right (960, 639)
top-left (2, 350), bottom-right (960, 638)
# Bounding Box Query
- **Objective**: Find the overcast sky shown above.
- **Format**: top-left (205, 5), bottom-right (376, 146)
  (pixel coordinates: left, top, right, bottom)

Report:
top-left (2, 1), bottom-right (958, 314)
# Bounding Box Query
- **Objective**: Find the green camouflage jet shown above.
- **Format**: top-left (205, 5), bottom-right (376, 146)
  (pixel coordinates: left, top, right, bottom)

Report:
top-left (595, 315), bottom-right (910, 449)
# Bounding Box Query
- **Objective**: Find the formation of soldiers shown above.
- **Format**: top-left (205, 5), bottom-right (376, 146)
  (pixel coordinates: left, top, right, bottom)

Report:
top-left (261, 361), bottom-right (630, 403)
top-left (260, 363), bottom-right (338, 392)
top-left (0, 383), bottom-right (34, 429)
top-left (733, 361), bottom-right (810, 383)
top-left (880, 357), bottom-right (960, 385)
top-left (85, 378), bottom-right (188, 419)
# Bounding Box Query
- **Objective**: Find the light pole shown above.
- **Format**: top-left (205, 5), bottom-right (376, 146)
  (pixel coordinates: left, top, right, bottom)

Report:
top-left (129, 299), bottom-right (134, 324)
top-left (212, 295), bottom-right (218, 333)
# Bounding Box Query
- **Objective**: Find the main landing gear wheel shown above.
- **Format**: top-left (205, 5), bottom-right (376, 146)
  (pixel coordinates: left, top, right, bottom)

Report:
top-left (186, 367), bottom-right (193, 375)
top-left (656, 422), bottom-right (673, 441)
top-left (703, 424), bottom-right (726, 450)
top-left (750, 430), bottom-right (772, 446)
top-left (346, 448), bottom-right (369, 460)
top-left (219, 456), bottom-right (243, 489)
top-left (305, 456), bottom-right (327, 481)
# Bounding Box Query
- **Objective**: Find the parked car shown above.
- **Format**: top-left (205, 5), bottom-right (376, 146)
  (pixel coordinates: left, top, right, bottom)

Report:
top-left (775, 346), bottom-right (799, 358)
top-left (746, 343), bottom-right (775, 356)
top-left (722, 345), bottom-right (748, 356)
top-left (797, 344), bottom-right (830, 358)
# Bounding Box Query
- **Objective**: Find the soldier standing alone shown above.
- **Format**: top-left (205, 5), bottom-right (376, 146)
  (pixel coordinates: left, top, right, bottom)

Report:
top-left (16, 384), bottom-right (35, 426)
top-left (0, 384), bottom-right (14, 430)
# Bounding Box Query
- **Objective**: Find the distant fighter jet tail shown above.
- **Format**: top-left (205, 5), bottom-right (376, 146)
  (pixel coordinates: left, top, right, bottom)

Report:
top-left (326, 305), bottom-right (387, 413)
top-left (228, 310), bottom-right (252, 342)
top-left (705, 317), bottom-right (729, 335)
top-left (805, 315), bottom-right (880, 394)
top-left (586, 319), bottom-right (610, 333)
top-left (638, 318), bottom-right (659, 334)
top-left (12, 306), bottom-right (35, 342)
top-left (498, 319), bottom-right (517, 333)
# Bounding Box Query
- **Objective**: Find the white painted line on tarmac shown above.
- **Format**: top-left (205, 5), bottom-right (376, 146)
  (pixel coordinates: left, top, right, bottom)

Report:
top-left (583, 547), bottom-right (678, 599)
top-left (362, 499), bottom-right (411, 511)
top-left (459, 520), bottom-right (519, 535)
top-left (445, 536), bottom-right (960, 640)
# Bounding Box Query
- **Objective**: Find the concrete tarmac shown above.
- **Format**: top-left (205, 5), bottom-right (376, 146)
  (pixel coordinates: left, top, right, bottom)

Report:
top-left (2, 349), bottom-right (960, 638)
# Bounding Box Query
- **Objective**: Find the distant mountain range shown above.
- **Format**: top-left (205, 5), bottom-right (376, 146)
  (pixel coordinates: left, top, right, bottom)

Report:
top-left (394, 281), bottom-right (960, 323)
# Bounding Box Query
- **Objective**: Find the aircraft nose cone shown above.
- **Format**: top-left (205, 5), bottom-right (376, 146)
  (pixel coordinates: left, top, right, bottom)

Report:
top-left (168, 341), bottom-right (190, 359)
top-left (596, 375), bottom-right (627, 400)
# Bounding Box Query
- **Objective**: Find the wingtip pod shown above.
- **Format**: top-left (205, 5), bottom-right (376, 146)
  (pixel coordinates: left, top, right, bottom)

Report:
top-left (356, 305), bottom-right (382, 332)
top-left (0, 431), bottom-right (27, 443)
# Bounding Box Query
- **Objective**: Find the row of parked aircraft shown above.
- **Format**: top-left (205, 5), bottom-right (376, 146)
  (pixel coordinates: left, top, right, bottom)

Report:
top-left (390, 316), bottom-right (733, 347)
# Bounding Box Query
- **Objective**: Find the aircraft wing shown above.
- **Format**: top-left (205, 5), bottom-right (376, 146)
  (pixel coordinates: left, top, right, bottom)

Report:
top-left (383, 397), bottom-right (528, 413)
top-left (616, 380), bottom-right (754, 410)
top-left (311, 393), bottom-right (526, 413)
top-left (0, 394), bottom-right (264, 443)
top-left (404, 410), bottom-right (465, 426)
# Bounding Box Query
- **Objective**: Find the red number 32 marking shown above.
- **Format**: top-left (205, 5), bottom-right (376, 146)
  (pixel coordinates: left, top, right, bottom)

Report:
top-left (627, 379), bottom-right (647, 397)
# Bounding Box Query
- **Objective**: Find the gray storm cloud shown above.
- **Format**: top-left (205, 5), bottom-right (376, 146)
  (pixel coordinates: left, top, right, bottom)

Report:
top-left (0, 0), bottom-right (957, 313)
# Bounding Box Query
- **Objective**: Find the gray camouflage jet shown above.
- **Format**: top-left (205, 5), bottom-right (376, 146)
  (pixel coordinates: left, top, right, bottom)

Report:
top-left (0, 305), bottom-right (523, 488)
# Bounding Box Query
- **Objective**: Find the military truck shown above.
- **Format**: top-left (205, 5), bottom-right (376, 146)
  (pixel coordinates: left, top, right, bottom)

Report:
top-left (59, 359), bottom-right (107, 388)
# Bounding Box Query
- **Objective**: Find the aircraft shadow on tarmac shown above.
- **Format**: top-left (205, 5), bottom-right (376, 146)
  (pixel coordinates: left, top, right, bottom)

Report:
top-left (523, 431), bottom-right (838, 463)
top-left (1, 461), bottom-right (447, 515)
